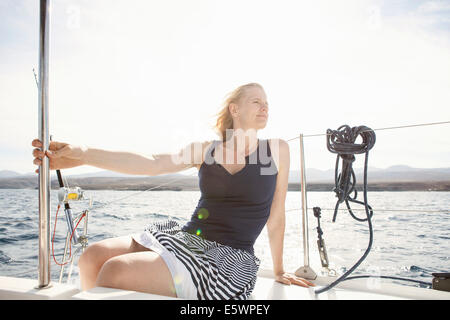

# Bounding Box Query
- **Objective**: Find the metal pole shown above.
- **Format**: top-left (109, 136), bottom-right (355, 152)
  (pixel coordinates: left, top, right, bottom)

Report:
top-left (37, 0), bottom-right (51, 288)
top-left (300, 133), bottom-right (310, 266)
top-left (295, 134), bottom-right (317, 280)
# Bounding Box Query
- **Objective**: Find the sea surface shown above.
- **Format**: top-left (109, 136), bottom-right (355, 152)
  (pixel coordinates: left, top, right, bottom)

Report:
top-left (0, 189), bottom-right (449, 290)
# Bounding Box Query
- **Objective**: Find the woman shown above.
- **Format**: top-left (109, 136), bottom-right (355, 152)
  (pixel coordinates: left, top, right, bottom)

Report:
top-left (31, 82), bottom-right (315, 299)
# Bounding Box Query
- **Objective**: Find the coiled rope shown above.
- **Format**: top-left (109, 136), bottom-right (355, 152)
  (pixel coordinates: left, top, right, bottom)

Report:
top-left (327, 125), bottom-right (376, 223)
top-left (315, 124), bottom-right (377, 294)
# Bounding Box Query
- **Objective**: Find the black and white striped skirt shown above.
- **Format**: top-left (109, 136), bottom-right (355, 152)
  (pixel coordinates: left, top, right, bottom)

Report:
top-left (132, 218), bottom-right (260, 300)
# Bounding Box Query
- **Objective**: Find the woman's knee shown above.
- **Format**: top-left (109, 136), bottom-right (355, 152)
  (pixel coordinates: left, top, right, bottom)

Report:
top-left (79, 236), bottom-right (137, 271)
top-left (95, 256), bottom-right (128, 288)
top-left (79, 241), bottom-right (108, 272)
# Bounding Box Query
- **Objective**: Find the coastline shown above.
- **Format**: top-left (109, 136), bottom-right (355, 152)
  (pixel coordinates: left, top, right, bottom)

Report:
top-left (0, 176), bottom-right (449, 192)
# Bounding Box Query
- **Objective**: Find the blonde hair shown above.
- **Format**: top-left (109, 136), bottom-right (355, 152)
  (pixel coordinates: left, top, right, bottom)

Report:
top-left (212, 82), bottom-right (264, 142)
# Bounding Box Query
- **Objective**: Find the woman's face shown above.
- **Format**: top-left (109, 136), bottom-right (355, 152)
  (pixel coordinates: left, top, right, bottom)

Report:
top-left (231, 86), bottom-right (269, 131)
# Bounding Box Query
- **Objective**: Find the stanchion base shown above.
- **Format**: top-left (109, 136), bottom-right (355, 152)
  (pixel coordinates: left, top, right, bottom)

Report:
top-left (295, 266), bottom-right (317, 280)
top-left (0, 276), bottom-right (79, 300)
top-left (34, 282), bottom-right (53, 290)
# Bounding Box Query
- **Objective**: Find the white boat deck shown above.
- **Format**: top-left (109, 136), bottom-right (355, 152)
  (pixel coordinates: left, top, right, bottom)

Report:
top-left (1, 269), bottom-right (449, 300)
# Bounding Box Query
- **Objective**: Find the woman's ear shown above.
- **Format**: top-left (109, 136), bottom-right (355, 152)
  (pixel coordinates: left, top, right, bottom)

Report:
top-left (229, 103), bottom-right (239, 118)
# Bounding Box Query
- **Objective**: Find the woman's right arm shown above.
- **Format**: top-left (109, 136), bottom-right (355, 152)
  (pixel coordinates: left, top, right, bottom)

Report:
top-left (32, 139), bottom-right (212, 176)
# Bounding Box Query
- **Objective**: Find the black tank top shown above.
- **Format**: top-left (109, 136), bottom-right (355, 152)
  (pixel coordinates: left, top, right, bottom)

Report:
top-left (182, 139), bottom-right (279, 254)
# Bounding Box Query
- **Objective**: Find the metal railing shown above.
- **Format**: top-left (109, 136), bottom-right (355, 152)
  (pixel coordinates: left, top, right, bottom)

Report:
top-left (37, 0), bottom-right (51, 289)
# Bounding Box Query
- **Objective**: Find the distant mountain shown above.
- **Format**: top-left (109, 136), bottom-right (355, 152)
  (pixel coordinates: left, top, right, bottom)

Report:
top-left (384, 165), bottom-right (416, 172)
top-left (18, 170), bottom-right (137, 178)
top-left (0, 170), bottom-right (22, 178)
top-left (2, 166), bottom-right (450, 191)
top-left (65, 170), bottom-right (136, 178)
top-left (289, 166), bottom-right (450, 183)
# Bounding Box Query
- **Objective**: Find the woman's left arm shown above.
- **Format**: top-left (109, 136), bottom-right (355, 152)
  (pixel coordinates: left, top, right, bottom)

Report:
top-left (266, 139), bottom-right (315, 288)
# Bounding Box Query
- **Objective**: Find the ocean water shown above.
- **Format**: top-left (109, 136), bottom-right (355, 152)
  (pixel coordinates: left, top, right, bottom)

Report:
top-left (0, 189), bottom-right (449, 290)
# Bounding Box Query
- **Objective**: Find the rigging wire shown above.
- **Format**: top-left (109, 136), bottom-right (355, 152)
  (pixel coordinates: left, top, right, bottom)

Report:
top-left (88, 171), bottom-right (199, 211)
top-left (65, 171), bottom-right (200, 219)
top-left (286, 120), bottom-right (450, 141)
top-left (73, 119), bottom-right (450, 213)
top-left (285, 208), bottom-right (449, 214)
top-left (69, 119), bottom-right (450, 211)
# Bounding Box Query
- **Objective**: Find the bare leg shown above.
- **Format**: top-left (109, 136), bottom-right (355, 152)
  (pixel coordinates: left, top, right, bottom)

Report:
top-left (78, 235), bottom-right (149, 291)
top-left (95, 251), bottom-right (177, 297)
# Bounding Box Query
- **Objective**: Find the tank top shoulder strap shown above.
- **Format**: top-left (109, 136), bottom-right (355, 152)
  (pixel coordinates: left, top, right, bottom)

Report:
top-left (204, 140), bottom-right (220, 165)
top-left (266, 139), bottom-right (272, 157)
top-left (203, 139), bottom-right (272, 165)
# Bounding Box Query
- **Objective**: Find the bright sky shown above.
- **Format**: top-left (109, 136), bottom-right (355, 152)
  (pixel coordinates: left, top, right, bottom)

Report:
top-left (1, 0), bottom-right (450, 175)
